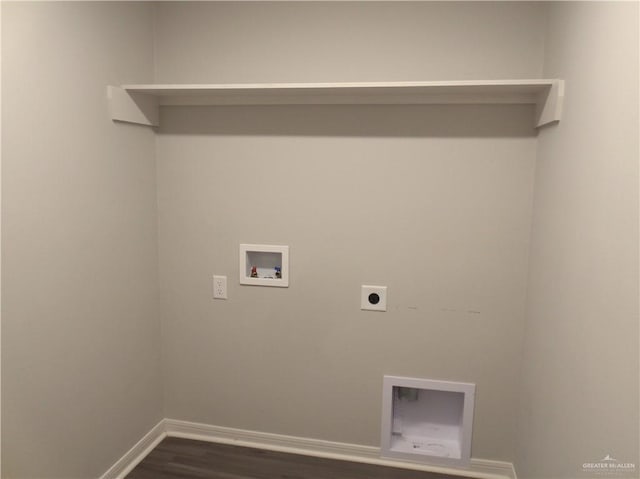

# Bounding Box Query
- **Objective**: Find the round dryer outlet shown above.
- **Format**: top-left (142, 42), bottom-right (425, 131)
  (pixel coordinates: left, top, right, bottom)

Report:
top-left (361, 285), bottom-right (387, 311)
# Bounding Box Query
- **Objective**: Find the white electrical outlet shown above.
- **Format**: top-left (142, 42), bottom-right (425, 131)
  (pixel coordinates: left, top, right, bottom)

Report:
top-left (213, 275), bottom-right (227, 299)
top-left (361, 285), bottom-right (387, 311)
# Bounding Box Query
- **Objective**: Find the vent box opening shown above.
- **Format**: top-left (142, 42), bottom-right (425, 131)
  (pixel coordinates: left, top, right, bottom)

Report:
top-left (381, 376), bottom-right (475, 467)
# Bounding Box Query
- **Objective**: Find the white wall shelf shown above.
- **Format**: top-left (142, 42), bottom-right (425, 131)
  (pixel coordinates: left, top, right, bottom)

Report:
top-left (107, 79), bottom-right (564, 128)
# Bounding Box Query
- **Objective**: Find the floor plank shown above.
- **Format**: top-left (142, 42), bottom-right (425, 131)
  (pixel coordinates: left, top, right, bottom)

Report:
top-left (125, 437), bottom-right (462, 479)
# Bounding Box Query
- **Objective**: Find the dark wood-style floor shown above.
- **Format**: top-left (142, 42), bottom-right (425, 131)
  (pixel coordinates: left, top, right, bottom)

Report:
top-left (126, 437), bottom-right (461, 479)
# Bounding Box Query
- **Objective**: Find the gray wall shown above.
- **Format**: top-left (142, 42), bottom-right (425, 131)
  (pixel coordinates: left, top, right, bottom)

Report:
top-left (154, 1), bottom-right (546, 462)
top-left (516, 2), bottom-right (639, 478)
top-left (2, 2), bottom-right (163, 478)
top-left (154, 1), bottom-right (546, 83)
top-left (3, 2), bottom-right (637, 477)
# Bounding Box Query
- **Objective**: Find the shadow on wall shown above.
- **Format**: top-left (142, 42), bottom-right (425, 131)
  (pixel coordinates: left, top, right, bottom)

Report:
top-left (157, 104), bottom-right (537, 138)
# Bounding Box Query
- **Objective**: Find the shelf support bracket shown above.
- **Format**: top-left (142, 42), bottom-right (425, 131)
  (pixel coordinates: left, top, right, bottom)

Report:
top-left (107, 86), bottom-right (159, 127)
top-left (535, 80), bottom-right (564, 128)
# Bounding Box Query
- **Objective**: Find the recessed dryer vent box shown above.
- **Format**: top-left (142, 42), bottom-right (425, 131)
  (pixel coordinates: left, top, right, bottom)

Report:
top-left (381, 376), bottom-right (475, 467)
top-left (239, 244), bottom-right (289, 287)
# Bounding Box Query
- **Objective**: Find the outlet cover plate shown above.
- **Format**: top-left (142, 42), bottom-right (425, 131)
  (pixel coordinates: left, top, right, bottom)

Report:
top-left (213, 275), bottom-right (228, 299)
top-left (361, 285), bottom-right (387, 311)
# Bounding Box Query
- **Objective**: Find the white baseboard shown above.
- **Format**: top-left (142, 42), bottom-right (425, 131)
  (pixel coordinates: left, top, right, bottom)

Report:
top-left (471, 458), bottom-right (517, 479)
top-left (164, 418), bottom-right (516, 479)
top-left (99, 419), bottom-right (166, 479)
top-left (99, 418), bottom-right (516, 479)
